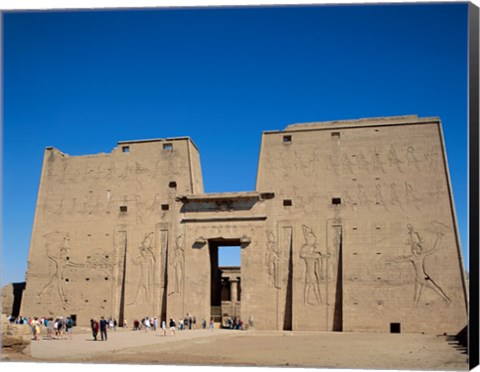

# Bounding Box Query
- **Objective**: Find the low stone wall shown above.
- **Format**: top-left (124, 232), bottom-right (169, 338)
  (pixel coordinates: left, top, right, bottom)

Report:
top-left (1, 314), bottom-right (31, 357)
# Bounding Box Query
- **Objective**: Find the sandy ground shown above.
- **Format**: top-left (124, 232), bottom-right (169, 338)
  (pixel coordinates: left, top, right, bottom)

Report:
top-left (1, 326), bottom-right (469, 370)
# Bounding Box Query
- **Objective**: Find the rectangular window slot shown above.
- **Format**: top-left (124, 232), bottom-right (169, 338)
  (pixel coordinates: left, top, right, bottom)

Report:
top-left (163, 143), bottom-right (173, 150)
top-left (283, 135), bottom-right (292, 143)
top-left (283, 199), bottom-right (292, 206)
top-left (120, 206), bottom-right (128, 212)
top-left (331, 132), bottom-right (340, 139)
top-left (122, 146), bottom-right (130, 153)
top-left (169, 181), bottom-right (177, 188)
top-left (332, 197), bottom-right (341, 205)
top-left (390, 323), bottom-right (401, 334)
top-left (376, 226), bottom-right (381, 230)
top-left (161, 204), bottom-right (169, 211)
top-left (352, 227), bottom-right (357, 230)
top-left (376, 252), bottom-right (382, 255)
top-left (353, 252), bottom-right (358, 255)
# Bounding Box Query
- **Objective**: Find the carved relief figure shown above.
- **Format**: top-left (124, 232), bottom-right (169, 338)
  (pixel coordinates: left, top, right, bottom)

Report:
top-left (265, 230), bottom-right (280, 289)
top-left (341, 153), bottom-right (355, 175)
top-left (342, 190), bottom-right (358, 211)
top-left (171, 235), bottom-right (185, 294)
top-left (374, 184), bottom-right (388, 211)
top-left (356, 152), bottom-right (371, 173)
top-left (406, 146), bottom-right (422, 171)
top-left (357, 184), bottom-right (373, 210)
top-left (389, 182), bottom-right (404, 210)
top-left (388, 224), bottom-right (451, 306)
top-left (424, 146), bottom-right (439, 174)
top-left (131, 232), bottom-right (155, 304)
top-left (388, 145), bottom-right (404, 173)
top-left (404, 181), bottom-right (421, 209)
top-left (299, 225), bottom-right (324, 305)
top-left (38, 234), bottom-right (84, 308)
top-left (372, 149), bottom-right (386, 174)
top-left (327, 154), bottom-right (341, 176)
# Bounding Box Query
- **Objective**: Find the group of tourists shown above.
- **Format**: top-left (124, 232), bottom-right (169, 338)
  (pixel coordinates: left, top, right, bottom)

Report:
top-left (7, 314), bottom-right (75, 340)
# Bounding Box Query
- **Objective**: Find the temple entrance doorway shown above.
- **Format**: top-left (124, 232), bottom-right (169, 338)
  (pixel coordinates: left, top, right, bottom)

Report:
top-left (209, 239), bottom-right (241, 328)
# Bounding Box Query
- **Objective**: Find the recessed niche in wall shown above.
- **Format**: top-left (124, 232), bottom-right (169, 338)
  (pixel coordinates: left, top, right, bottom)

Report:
top-left (283, 135), bottom-right (292, 143)
top-left (120, 206), bottom-right (128, 212)
top-left (163, 143), bottom-right (173, 151)
top-left (169, 181), bottom-right (177, 188)
top-left (162, 204), bottom-right (169, 211)
top-left (283, 199), bottom-right (292, 206)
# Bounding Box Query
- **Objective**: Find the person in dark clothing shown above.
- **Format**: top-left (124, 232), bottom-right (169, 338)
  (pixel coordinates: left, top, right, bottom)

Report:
top-left (100, 316), bottom-right (108, 341)
top-left (91, 319), bottom-right (99, 340)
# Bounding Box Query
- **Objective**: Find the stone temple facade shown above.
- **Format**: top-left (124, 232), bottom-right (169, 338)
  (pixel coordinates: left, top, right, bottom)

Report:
top-left (20, 115), bottom-right (468, 334)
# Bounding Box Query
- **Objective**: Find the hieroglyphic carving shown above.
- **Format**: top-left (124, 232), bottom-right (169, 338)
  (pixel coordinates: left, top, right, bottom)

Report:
top-left (265, 230), bottom-right (280, 288)
top-left (300, 225), bottom-right (324, 305)
top-left (387, 224), bottom-right (451, 306)
top-left (38, 233), bottom-right (84, 309)
top-left (131, 232), bottom-right (155, 304)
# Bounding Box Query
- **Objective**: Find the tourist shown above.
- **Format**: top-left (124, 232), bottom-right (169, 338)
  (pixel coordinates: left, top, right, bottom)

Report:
top-left (31, 317), bottom-right (40, 341)
top-left (209, 318), bottom-right (214, 331)
top-left (47, 317), bottom-right (55, 339)
top-left (100, 316), bottom-right (108, 341)
top-left (108, 317), bottom-right (114, 329)
top-left (91, 318), bottom-right (99, 340)
top-left (193, 316), bottom-right (196, 329)
top-left (56, 317), bottom-right (65, 339)
top-left (188, 315), bottom-right (192, 330)
top-left (202, 319), bottom-right (206, 329)
top-left (123, 318), bottom-right (128, 328)
top-left (153, 317), bottom-right (158, 331)
top-left (169, 318), bottom-right (176, 336)
top-left (66, 317), bottom-right (74, 340)
top-left (113, 318), bottom-right (117, 332)
top-left (161, 319), bottom-right (167, 336)
top-left (144, 317), bottom-right (150, 332)
top-left (133, 319), bottom-right (140, 331)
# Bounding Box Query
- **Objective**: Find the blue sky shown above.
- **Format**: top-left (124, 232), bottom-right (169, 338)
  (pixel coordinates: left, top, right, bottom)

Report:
top-left (1, 3), bottom-right (470, 286)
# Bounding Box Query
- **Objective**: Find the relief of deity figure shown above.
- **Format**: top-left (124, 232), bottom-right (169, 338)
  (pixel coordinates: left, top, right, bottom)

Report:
top-left (299, 225), bottom-right (325, 305)
top-left (171, 235), bottom-right (185, 294)
top-left (388, 145), bottom-right (404, 173)
top-left (406, 146), bottom-right (422, 172)
top-left (265, 231), bottom-right (280, 289)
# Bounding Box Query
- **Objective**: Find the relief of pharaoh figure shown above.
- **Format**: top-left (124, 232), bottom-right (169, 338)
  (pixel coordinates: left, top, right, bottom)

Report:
top-left (38, 234), bottom-right (84, 309)
top-left (132, 232), bottom-right (155, 304)
top-left (388, 224), bottom-right (451, 306)
top-left (299, 225), bottom-right (324, 305)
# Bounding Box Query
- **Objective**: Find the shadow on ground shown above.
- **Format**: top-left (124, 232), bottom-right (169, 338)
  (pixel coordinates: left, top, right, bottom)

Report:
top-left (445, 325), bottom-right (468, 355)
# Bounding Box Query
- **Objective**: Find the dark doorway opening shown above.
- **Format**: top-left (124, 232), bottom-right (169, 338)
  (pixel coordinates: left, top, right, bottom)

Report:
top-left (209, 239), bottom-right (241, 326)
